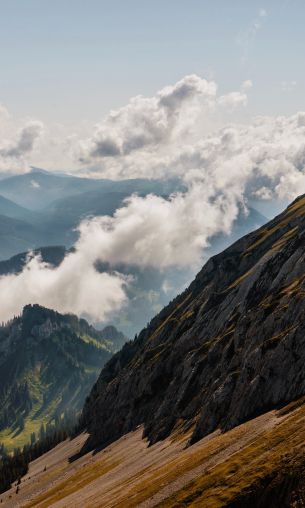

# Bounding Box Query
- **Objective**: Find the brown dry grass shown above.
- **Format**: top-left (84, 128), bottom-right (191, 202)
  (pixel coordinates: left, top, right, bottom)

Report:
top-left (158, 403), bottom-right (305, 507)
top-left (2, 400), bottom-right (305, 508)
top-left (23, 458), bottom-right (119, 508)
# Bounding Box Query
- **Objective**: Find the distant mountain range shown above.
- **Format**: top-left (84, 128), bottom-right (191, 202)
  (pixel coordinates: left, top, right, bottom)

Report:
top-left (0, 168), bottom-right (268, 336)
top-left (0, 170), bottom-right (183, 259)
top-left (0, 168), bottom-right (181, 210)
top-left (0, 304), bottom-right (126, 452)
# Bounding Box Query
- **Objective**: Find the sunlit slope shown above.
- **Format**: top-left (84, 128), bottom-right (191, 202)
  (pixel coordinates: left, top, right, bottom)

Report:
top-left (2, 399), bottom-right (305, 507)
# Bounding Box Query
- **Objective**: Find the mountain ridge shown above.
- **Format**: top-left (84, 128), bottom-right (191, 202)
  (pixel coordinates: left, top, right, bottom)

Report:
top-left (0, 304), bottom-right (125, 451)
top-left (81, 193), bottom-right (305, 451)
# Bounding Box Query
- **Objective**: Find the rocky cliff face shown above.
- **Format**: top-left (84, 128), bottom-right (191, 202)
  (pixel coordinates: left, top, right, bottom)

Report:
top-left (82, 194), bottom-right (305, 450)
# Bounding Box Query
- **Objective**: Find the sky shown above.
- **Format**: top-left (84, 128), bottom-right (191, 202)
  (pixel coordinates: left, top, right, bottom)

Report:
top-left (1, 1), bottom-right (305, 324)
top-left (0, 0), bottom-right (304, 127)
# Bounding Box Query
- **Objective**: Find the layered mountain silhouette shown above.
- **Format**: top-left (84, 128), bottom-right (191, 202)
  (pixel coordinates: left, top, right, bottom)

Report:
top-left (0, 170), bottom-right (182, 259)
top-left (82, 194), bottom-right (305, 451)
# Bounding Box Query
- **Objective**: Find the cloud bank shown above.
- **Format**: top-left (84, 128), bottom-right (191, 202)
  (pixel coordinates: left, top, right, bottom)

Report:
top-left (2, 75), bottom-right (305, 324)
top-left (0, 250), bottom-right (128, 323)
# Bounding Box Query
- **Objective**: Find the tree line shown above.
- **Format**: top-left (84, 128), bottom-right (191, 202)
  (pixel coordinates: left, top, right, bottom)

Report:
top-left (0, 409), bottom-right (79, 495)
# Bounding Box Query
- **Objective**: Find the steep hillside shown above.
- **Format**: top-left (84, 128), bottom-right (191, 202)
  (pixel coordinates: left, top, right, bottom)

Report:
top-left (0, 305), bottom-right (124, 451)
top-left (82, 194), bottom-right (305, 451)
top-left (2, 400), bottom-right (305, 507)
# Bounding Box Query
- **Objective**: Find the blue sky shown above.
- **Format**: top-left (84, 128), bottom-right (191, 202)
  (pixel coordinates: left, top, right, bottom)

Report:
top-left (0, 0), bottom-right (304, 124)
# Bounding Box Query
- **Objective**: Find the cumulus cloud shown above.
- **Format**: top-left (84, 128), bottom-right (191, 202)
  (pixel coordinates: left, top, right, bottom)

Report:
top-left (0, 120), bottom-right (44, 158)
top-left (77, 75), bottom-right (251, 164)
top-left (0, 119), bottom-right (44, 173)
top-left (217, 91), bottom-right (248, 110)
top-left (0, 250), bottom-right (128, 323)
top-left (77, 105), bottom-right (305, 204)
top-left (2, 75), bottom-right (305, 324)
top-left (76, 184), bottom-right (240, 270)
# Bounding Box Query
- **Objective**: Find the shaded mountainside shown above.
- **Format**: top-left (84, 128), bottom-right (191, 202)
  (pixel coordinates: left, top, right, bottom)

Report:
top-left (82, 194), bottom-right (305, 451)
top-left (0, 245), bottom-right (67, 275)
top-left (0, 304), bottom-right (125, 451)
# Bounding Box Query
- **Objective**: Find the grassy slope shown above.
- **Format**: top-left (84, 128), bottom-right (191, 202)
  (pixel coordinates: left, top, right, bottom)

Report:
top-left (0, 327), bottom-right (112, 452)
top-left (2, 398), bottom-right (305, 507)
top-left (0, 368), bottom-right (61, 452)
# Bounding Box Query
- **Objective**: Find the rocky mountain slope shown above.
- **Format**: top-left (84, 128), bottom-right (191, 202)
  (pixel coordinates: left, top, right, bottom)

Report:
top-left (0, 304), bottom-right (125, 450)
top-left (82, 193), bottom-right (305, 451)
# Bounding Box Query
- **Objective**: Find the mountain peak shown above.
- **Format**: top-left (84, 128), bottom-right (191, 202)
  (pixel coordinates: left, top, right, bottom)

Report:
top-left (0, 305), bottom-right (125, 451)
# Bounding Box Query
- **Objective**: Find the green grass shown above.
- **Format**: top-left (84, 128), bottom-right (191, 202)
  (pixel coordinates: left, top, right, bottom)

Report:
top-left (0, 368), bottom-right (61, 452)
top-left (0, 403), bottom-right (53, 452)
top-left (79, 333), bottom-right (112, 352)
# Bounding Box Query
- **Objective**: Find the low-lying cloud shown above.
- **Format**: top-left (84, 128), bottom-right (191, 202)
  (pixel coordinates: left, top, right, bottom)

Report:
top-left (77, 184), bottom-right (240, 270)
top-left (1, 75), bottom-right (305, 324)
top-left (0, 250), bottom-right (128, 323)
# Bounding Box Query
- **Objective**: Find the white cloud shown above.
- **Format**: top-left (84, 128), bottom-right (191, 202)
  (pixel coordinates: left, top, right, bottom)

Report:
top-left (0, 250), bottom-right (128, 323)
top-left (253, 186), bottom-right (273, 200)
top-left (0, 119), bottom-right (44, 173)
top-left (77, 75), bottom-right (253, 165)
top-left (1, 120), bottom-right (44, 158)
top-left (78, 75), bottom-right (218, 163)
top-left (76, 184), bottom-right (240, 270)
top-left (217, 91), bottom-right (248, 110)
top-left (2, 75), bottom-right (305, 324)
